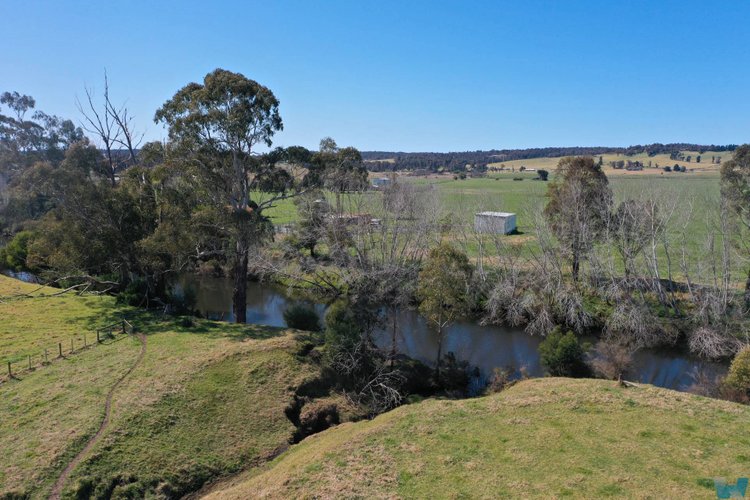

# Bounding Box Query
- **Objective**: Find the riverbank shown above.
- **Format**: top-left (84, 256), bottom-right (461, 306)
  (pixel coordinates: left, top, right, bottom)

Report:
top-left (180, 274), bottom-right (729, 392)
top-left (0, 275), bottom-right (354, 498)
top-left (1, 273), bottom-right (746, 498)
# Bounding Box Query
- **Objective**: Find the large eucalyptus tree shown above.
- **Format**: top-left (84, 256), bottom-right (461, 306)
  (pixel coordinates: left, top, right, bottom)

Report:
top-left (156, 69), bottom-right (309, 322)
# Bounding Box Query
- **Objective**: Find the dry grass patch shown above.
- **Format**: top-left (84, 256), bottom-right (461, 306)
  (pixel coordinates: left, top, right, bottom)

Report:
top-left (209, 377), bottom-right (750, 499)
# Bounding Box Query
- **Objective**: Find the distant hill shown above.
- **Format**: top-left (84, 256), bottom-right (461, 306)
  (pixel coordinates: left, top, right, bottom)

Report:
top-left (362, 143), bottom-right (738, 172)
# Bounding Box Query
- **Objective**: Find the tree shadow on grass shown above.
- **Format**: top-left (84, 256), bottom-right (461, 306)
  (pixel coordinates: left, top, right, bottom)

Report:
top-left (53, 292), bottom-right (285, 344)
top-left (136, 316), bottom-right (286, 342)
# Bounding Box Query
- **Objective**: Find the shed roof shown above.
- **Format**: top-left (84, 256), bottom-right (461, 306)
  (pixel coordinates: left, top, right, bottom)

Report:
top-left (475, 211), bottom-right (515, 217)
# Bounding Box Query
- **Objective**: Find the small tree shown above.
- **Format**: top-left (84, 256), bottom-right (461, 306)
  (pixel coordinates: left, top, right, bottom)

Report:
top-left (538, 327), bottom-right (590, 377)
top-left (310, 138), bottom-right (367, 214)
top-left (722, 346), bottom-right (750, 402)
top-left (283, 304), bottom-right (321, 332)
top-left (544, 156), bottom-right (612, 281)
top-left (611, 200), bottom-right (652, 281)
top-left (417, 243), bottom-right (473, 376)
top-left (537, 169), bottom-right (549, 181)
top-left (294, 190), bottom-right (330, 258)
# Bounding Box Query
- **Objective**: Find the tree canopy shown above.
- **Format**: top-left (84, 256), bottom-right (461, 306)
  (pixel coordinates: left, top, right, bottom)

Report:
top-left (544, 156), bottom-right (612, 281)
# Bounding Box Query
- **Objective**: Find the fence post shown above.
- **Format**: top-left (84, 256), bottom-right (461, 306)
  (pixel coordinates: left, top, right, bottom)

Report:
top-left (44, 349), bottom-right (48, 364)
top-left (96, 330), bottom-right (100, 343)
top-left (58, 343), bottom-right (62, 358)
top-left (7, 361), bottom-right (11, 378)
top-left (122, 320), bottom-right (126, 334)
top-left (28, 355), bottom-right (31, 370)
top-left (84, 333), bottom-right (87, 347)
top-left (70, 338), bottom-right (74, 354)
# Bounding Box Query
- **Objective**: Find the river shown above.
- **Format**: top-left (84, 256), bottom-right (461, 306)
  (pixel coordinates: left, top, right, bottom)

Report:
top-left (182, 274), bottom-right (729, 392)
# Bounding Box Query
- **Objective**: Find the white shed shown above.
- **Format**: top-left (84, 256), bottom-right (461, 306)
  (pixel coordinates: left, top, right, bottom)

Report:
top-left (474, 211), bottom-right (517, 234)
top-left (372, 177), bottom-right (391, 188)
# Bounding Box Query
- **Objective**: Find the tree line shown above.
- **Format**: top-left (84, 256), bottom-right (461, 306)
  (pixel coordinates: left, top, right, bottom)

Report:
top-left (0, 69), bottom-right (368, 323)
top-left (363, 143), bottom-right (738, 173)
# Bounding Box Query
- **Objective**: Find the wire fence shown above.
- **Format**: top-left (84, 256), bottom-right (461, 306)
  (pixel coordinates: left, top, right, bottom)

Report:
top-left (1, 319), bottom-right (135, 384)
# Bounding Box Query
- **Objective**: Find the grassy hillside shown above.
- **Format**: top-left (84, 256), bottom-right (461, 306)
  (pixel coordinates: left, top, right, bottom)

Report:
top-left (208, 377), bottom-right (750, 499)
top-left (0, 275), bottom-right (333, 498)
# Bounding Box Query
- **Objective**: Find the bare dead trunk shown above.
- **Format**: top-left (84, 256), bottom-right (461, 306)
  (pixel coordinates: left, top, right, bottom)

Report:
top-left (744, 269), bottom-right (750, 311)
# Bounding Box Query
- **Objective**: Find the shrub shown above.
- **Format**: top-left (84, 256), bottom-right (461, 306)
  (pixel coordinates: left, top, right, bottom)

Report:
top-left (486, 367), bottom-right (513, 393)
top-left (0, 230), bottom-right (33, 271)
top-left (436, 352), bottom-right (470, 396)
top-left (539, 327), bottom-right (591, 377)
top-left (115, 279), bottom-right (149, 307)
top-left (283, 304), bottom-right (322, 332)
top-left (722, 346), bottom-right (750, 403)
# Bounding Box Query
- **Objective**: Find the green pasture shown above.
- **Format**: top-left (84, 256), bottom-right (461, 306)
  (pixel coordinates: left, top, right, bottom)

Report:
top-left (262, 169), bottom-right (736, 281)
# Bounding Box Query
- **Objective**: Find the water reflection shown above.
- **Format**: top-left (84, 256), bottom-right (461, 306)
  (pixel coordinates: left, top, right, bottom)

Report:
top-left (180, 274), bottom-right (728, 391)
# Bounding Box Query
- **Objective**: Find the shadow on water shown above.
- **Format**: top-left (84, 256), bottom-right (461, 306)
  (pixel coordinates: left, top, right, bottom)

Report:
top-left (181, 274), bottom-right (728, 392)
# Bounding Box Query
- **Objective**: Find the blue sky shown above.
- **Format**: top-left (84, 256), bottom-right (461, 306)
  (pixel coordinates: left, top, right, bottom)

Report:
top-left (2, 0), bottom-right (749, 152)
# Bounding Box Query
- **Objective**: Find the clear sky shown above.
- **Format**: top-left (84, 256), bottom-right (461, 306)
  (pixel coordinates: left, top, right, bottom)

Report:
top-left (2, 0), bottom-right (749, 152)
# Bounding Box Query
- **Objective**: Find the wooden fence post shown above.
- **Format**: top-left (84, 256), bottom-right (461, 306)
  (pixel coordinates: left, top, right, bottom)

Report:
top-left (96, 330), bottom-right (100, 343)
top-left (7, 361), bottom-right (11, 378)
top-left (84, 333), bottom-right (87, 347)
top-left (122, 320), bottom-right (126, 334)
top-left (70, 338), bottom-right (74, 354)
top-left (44, 349), bottom-right (48, 364)
top-left (58, 342), bottom-right (62, 358)
top-left (28, 355), bottom-right (31, 370)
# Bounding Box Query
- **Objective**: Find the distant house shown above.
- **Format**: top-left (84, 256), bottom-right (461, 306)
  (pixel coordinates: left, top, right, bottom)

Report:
top-left (372, 177), bottom-right (391, 188)
top-left (474, 211), bottom-right (517, 234)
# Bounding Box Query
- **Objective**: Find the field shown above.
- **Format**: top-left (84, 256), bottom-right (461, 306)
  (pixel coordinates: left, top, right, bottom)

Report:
top-left (208, 377), bottom-right (750, 499)
top-left (488, 150), bottom-right (727, 176)
top-left (0, 275), bottom-right (330, 498)
top-left (264, 153), bottom-right (732, 280)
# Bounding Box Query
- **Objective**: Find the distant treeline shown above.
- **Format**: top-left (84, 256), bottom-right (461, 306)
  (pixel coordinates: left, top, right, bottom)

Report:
top-left (362, 143), bottom-right (738, 172)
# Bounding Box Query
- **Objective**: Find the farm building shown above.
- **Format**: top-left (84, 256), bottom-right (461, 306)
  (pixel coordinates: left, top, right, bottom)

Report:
top-left (372, 177), bottom-right (391, 188)
top-left (474, 211), bottom-right (517, 234)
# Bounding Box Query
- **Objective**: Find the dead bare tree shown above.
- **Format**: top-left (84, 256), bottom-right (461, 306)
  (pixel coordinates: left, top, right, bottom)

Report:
top-left (76, 71), bottom-right (143, 185)
top-left (590, 340), bottom-right (634, 380)
top-left (688, 326), bottom-right (745, 359)
top-left (603, 298), bottom-right (675, 349)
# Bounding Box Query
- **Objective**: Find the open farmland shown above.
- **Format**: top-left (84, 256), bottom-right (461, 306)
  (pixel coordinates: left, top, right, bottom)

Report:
top-left (264, 161), bottom-right (732, 280)
top-left (488, 150), bottom-right (728, 176)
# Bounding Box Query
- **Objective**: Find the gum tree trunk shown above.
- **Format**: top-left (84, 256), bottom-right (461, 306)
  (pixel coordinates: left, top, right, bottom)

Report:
top-left (232, 246), bottom-right (249, 323)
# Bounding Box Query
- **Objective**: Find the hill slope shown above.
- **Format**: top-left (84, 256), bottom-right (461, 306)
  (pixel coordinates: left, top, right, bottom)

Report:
top-left (208, 378), bottom-right (750, 499)
top-left (0, 275), bottom-right (334, 498)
